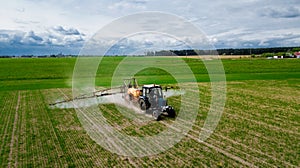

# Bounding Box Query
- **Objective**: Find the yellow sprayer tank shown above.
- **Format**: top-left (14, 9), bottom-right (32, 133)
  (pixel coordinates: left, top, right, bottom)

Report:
top-left (127, 88), bottom-right (141, 98)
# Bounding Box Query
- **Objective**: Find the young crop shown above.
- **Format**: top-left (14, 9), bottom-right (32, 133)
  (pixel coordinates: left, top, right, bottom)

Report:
top-left (0, 58), bottom-right (299, 167)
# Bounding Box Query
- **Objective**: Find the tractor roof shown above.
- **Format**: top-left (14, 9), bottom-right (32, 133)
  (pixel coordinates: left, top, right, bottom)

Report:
top-left (143, 84), bottom-right (161, 88)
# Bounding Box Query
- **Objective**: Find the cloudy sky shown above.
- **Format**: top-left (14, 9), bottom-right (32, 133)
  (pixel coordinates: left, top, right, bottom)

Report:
top-left (0, 0), bottom-right (300, 55)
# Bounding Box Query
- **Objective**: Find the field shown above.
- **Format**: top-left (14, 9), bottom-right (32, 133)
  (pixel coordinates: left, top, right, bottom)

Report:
top-left (0, 57), bottom-right (299, 167)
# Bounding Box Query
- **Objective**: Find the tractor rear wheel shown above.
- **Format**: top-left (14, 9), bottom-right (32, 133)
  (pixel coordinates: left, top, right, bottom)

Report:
top-left (140, 99), bottom-right (147, 111)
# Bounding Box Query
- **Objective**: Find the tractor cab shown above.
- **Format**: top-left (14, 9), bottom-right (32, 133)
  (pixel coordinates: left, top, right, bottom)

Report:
top-left (142, 84), bottom-right (163, 98)
top-left (122, 78), bottom-right (175, 120)
top-left (139, 84), bottom-right (175, 120)
top-left (142, 84), bottom-right (165, 107)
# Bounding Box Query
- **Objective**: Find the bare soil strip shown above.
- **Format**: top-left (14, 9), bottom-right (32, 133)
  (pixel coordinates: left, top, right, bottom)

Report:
top-left (8, 91), bottom-right (20, 168)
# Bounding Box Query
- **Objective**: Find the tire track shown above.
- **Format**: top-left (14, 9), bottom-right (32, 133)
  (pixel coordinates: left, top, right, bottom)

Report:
top-left (227, 91), bottom-right (299, 127)
top-left (174, 96), bottom-right (298, 167)
top-left (98, 105), bottom-right (190, 167)
top-left (160, 121), bottom-right (257, 168)
top-left (58, 89), bottom-right (186, 167)
top-left (57, 88), bottom-right (93, 167)
top-left (225, 112), bottom-right (300, 136)
top-left (8, 91), bottom-right (20, 168)
top-left (54, 83), bottom-right (298, 167)
top-left (17, 91), bottom-right (27, 167)
top-left (173, 94), bottom-right (299, 137)
top-left (40, 90), bottom-right (68, 167)
top-left (165, 94), bottom-right (273, 166)
top-left (57, 88), bottom-right (129, 167)
top-left (173, 97), bottom-right (298, 167)
top-left (196, 124), bottom-right (296, 167)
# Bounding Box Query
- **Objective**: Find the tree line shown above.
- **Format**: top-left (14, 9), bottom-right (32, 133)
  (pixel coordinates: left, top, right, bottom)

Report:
top-left (145, 47), bottom-right (300, 56)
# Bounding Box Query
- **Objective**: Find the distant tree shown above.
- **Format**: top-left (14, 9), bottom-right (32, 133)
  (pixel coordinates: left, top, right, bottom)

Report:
top-left (292, 48), bottom-right (300, 52)
top-left (261, 53), bottom-right (275, 57)
top-left (276, 52), bottom-right (286, 56)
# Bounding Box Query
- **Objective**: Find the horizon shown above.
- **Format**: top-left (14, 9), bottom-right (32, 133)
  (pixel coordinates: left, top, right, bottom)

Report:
top-left (1, 46), bottom-right (299, 57)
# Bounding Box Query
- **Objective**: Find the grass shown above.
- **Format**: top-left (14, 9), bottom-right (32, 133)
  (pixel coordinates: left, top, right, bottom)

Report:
top-left (0, 57), bottom-right (299, 90)
top-left (0, 58), bottom-right (75, 91)
top-left (0, 57), bottom-right (299, 167)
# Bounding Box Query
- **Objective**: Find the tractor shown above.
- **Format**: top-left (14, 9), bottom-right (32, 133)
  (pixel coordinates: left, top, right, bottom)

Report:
top-left (50, 77), bottom-right (176, 121)
top-left (122, 78), bottom-right (175, 120)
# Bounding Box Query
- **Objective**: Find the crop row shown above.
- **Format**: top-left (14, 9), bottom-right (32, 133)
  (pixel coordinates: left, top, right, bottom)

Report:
top-left (0, 91), bottom-right (19, 167)
top-left (1, 79), bottom-right (298, 167)
top-left (51, 81), bottom-right (299, 167)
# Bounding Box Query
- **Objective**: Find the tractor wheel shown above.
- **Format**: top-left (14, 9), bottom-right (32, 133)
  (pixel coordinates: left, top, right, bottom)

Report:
top-left (168, 109), bottom-right (176, 118)
top-left (129, 94), bottom-right (133, 101)
top-left (139, 99), bottom-right (147, 111)
top-left (153, 110), bottom-right (161, 121)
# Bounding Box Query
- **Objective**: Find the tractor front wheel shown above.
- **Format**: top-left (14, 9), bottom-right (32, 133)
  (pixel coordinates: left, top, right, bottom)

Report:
top-left (153, 110), bottom-right (161, 121)
top-left (167, 109), bottom-right (176, 118)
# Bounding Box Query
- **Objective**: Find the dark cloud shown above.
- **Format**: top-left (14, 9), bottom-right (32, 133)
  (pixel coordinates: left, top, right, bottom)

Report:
top-left (0, 32), bottom-right (9, 39)
top-left (0, 30), bottom-right (24, 45)
top-left (0, 43), bottom-right (80, 56)
top-left (0, 27), bottom-right (85, 55)
top-left (260, 7), bottom-right (300, 18)
top-left (23, 31), bottom-right (44, 45)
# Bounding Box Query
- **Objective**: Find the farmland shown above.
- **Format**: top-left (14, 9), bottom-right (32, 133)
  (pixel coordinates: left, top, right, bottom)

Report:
top-left (0, 57), bottom-right (299, 167)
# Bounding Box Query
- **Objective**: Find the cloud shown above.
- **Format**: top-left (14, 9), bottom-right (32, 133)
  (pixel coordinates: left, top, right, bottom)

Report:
top-left (47, 26), bottom-right (85, 46)
top-left (97, 33), bottom-right (210, 55)
top-left (45, 26), bottom-right (85, 47)
top-left (21, 31), bottom-right (44, 45)
top-left (260, 6), bottom-right (300, 18)
top-left (0, 26), bottom-right (86, 55)
top-left (0, 30), bottom-right (25, 45)
top-left (210, 28), bottom-right (300, 48)
top-left (1, 0), bottom-right (300, 55)
top-left (52, 26), bottom-right (81, 35)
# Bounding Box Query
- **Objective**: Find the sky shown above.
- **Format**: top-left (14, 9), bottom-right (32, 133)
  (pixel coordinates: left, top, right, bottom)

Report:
top-left (0, 0), bottom-right (300, 55)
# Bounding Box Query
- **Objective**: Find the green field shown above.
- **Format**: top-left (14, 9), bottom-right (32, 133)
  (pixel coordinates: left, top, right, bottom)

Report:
top-left (0, 57), bottom-right (299, 167)
top-left (1, 57), bottom-right (300, 90)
